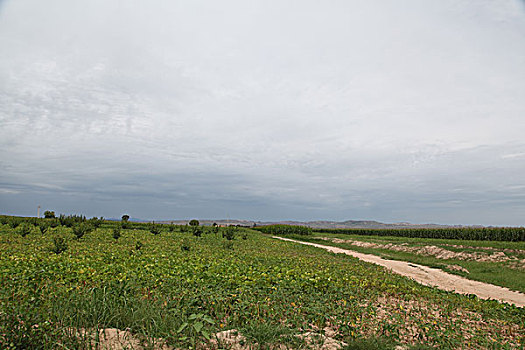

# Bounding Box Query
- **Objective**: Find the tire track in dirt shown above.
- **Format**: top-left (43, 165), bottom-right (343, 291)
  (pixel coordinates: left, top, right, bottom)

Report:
top-left (274, 236), bottom-right (525, 307)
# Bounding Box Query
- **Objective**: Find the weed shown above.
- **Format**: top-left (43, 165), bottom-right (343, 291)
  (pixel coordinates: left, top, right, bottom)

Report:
top-left (177, 313), bottom-right (215, 341)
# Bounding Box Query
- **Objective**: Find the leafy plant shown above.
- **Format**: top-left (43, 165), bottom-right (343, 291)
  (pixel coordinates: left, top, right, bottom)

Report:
top-left (135, 240), bottom-right (143, 250)
top-left (189, 219), bottom-right (199, 227)
top-left (177, 313), bottom-right (215, 341)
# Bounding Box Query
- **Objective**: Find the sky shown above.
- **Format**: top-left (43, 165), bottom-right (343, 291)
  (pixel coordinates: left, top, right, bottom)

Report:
top-left (1, 0), bottom-right (525, 225)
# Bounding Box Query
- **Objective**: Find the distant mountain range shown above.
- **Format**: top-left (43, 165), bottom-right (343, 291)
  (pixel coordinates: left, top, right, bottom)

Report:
top-left (125, 218), bottom-right (467, 229)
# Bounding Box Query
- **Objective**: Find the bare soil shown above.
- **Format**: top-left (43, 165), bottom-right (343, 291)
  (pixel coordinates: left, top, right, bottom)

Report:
top-left (317, 237), bottom-right (525, 268)
top-left (275, 237), bottom-right (525, 307)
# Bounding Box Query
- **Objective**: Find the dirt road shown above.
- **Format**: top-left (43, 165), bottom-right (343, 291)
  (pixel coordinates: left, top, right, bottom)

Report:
top-left (274, 236), bottom-right (525, 307)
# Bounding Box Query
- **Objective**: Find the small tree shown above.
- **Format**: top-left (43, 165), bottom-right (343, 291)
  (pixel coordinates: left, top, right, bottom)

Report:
top-left (50, 236), bottom-right (68, 254)
top-left (222, 226), bottom-right (236, 241)
top-left (44, 211), bottom-right (55, 219)
top-left (38, 221), bottom-right (50, 234)
top-left (72, 223), bottom-right (91, 240)
top-left (112, 227), bottom-right (121, 240)
top-left (191, 226), bottom-right (202, 237)
top-left (150, 223), bottom-right (161, 235)
top-left (122, 214), bottom-right (130, 222)
top-left (189, 219), bottom-right (199, 227)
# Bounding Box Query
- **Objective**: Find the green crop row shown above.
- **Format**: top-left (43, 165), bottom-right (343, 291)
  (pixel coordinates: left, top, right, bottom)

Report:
top-left (254, 224), bottom-right (312, 236)
top-left (313, 227), bottom-right (525, 242)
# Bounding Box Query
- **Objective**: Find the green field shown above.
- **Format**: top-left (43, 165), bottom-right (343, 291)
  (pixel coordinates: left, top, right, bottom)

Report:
top-left (286, 231), bottom-right (525, 294)
top-left (0, 219), bottom-right (524, 349)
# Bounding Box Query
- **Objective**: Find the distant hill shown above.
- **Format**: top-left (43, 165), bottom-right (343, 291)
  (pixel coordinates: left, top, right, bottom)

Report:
top-left (150, 219), bottom-right (461, 229)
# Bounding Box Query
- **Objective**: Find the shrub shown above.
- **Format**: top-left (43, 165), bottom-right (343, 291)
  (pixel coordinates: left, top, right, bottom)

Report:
top-left (222, 226), bottom-right (236, 240)
top-left (8, 219), bottom-right (19, 229)
top-left (50, 236), bottom-right (68, 254)
top-left (168, 223), bottom-right (176, 233)
top-left (88, 217), bottom-right (104, 228)
top-left (72, 223), bottom-right (91, 240)
top-left (59, 214), bottom-right (86, 228)
top-left (38, 222), bottom-right (50, 234)
top-left (135, 240), bottom-right (143, 250)
top-left (150, 223), bottom-right (162, 235)
top-left (191, 226), bottom-right (203, 237)
top-left (189, 219), bottom-right (199, 227)
top-left (121, 214), bottom-right (130, 222)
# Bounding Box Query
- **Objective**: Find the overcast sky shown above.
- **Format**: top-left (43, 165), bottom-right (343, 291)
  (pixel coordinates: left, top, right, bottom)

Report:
top-left (1, 0), bottom-right (525, 225)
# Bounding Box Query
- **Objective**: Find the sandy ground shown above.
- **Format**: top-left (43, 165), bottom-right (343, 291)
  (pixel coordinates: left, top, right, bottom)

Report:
top-left (317, 237), bottom-right (525, 267)
top-left (274, 236), bottom-right (525, 308)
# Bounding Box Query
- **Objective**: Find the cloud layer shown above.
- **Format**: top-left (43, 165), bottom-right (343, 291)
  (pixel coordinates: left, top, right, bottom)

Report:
top-left (1, 0), bottom-right (525, 225)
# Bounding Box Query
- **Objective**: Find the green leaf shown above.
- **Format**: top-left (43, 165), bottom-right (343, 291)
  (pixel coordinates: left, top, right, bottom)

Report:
top-left (201, 330), bottom-right (210, 340)
top-left (177, 323), bottom-right (188, 333)
top-left (188, 314), bottom-right (198, 320)
top-left (203, 316), bottom-right (215, 324)
top-left (193, 321), bottom-right (203, 333)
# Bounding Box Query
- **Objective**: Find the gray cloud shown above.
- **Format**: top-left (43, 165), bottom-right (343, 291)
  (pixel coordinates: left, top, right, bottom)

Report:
top-left (1, 0), bottom-right (525, 225)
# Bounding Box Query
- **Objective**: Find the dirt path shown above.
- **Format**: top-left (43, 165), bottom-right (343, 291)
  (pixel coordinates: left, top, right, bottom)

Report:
top-left (274, 236), bottom-right (525, 307)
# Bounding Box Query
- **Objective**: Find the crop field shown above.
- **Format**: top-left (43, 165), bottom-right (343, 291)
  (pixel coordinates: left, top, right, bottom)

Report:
top-left (0, 218), bottom-right (524, 349)
top-left (286, 231), bottom-right (525, 294)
